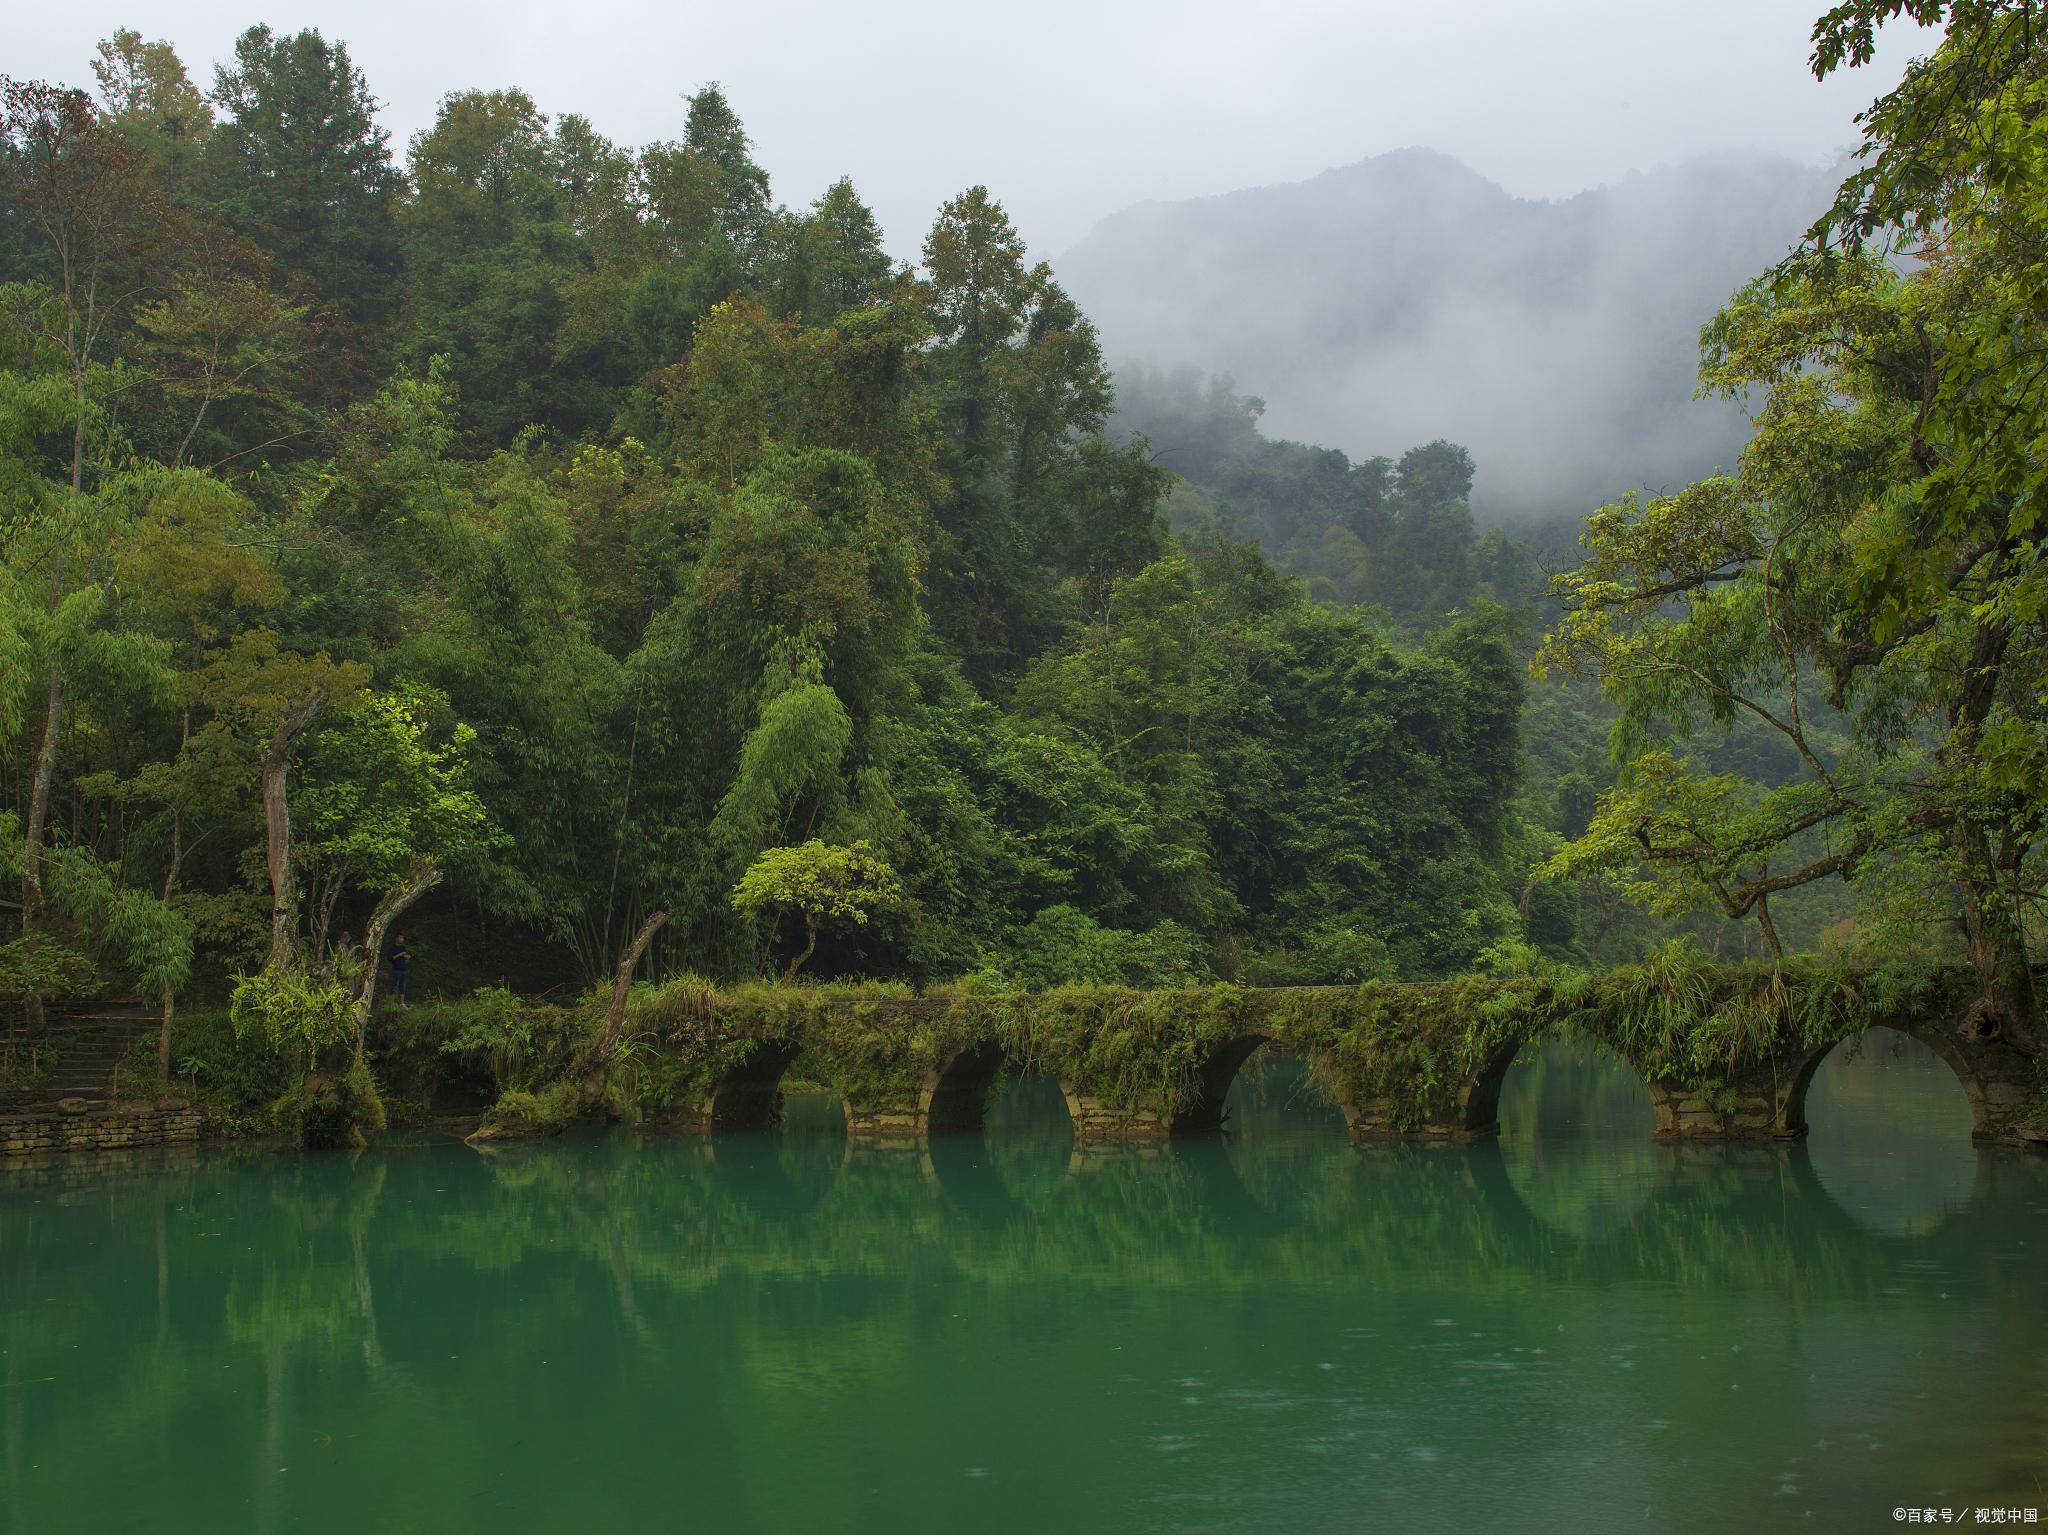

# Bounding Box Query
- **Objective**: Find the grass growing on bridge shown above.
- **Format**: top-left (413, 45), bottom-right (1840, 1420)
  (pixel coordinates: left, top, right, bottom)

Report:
top-left (132, 942), bottom-right (1989, 1141)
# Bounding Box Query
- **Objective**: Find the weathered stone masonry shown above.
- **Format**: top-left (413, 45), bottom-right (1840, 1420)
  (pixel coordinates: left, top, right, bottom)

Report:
top-left (637, 992), bottom-right (2046, 1150)
top-left (1, 1103), bottom-right (210, 1158)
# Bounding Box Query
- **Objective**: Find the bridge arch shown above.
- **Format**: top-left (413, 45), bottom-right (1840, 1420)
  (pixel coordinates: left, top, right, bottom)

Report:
top-left (1781, 1021), bottom-right (2006, 1144)
top-left (1339, 1034), bottom-right (1530, 1140)
top-left (919, 1040), bottom-right (1009, 1133)
top-left (1492, 1034), bottom-right (1659, 1241)
top-left (700, 1038), bottom-right (803, 1129)
top-left (1171, 1032), bottom-right (1272, 1134)
top-left (1489, 1032), bottom-right (1658, 1140)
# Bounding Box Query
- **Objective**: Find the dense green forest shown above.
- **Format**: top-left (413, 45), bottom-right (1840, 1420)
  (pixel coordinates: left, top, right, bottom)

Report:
top-left (0, 28), bottom-right (1548, 1031)
top-left (3, 1), bottom-right (2044, 1108)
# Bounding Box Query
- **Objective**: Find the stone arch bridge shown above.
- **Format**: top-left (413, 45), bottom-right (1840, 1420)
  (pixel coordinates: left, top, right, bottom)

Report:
top-left (640, 983), bottom-right (2046, 1150)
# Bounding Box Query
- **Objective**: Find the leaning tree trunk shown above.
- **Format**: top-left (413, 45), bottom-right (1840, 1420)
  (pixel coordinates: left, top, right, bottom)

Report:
top-left (589, 909), bottom-right (672, 1069)
top-left (261, 690), bottom-right (326, 974)
top-left (18, 668), bottom-right (68, 1032)
top-left (351, 859), bottom-right (443, 1068)
top-left (469, 909), bottom-right (671, 1147)
top-left (783, 913), bottom-right (817, 982)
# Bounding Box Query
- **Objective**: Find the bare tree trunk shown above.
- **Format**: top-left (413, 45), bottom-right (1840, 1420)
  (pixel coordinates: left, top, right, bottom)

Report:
top-left (351, 860), bottom-right (442, 1068)
top-left (783, 913), bottom-right (817, 983)
top-left (157, 783), bottom-right (184, 1087)
top-left (157, 983), bottom-right (175, 1086)
top-left (19, 668), bottom-right (68, 1031)
top-left (1753, 893), bottom-right (1785, 967)
top-left (262, 690), bottom-right (326, 974)
top-left (593, 909), bottom-right (671, 1065)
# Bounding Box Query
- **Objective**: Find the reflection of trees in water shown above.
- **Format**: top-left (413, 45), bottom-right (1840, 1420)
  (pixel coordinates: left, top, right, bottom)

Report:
top-left (1803, 1026), bottom-right (1976, 1237)
top-left (1218, 1054), bottom-right (1353, 1220)
top-left (1499, 1038), bottom-right (1655, 1144)
top-left (1498, 1040), bottom-right (1658, 1243)
top-left (1223, 1051), bottom-right (1346, 1135)
top-left (980, 1074), bottom-right (1075, 1211)
top-left (3, 1116), bottom-right (2045, 1525)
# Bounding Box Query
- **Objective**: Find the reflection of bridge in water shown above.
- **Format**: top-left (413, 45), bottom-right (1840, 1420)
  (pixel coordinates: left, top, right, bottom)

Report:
top-left (11, 1105), bottom-right (2041, 1305)
top-left (468, 1110), bottom-right (2048, 1307)
top-left (580, 1040), bottom-right (2042, 1286)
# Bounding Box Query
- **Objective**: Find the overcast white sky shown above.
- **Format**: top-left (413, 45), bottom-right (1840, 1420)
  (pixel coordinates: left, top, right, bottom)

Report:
top-left (12, 0), bottom-right (1928, 258)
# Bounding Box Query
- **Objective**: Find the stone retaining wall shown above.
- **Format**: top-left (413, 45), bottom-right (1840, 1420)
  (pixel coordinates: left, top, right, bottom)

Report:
top-left (1, 1104), bottom-right (210, 1158)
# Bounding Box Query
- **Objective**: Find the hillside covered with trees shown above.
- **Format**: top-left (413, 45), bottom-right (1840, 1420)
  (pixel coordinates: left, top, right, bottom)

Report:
top-left (0, 27), bottom-right (1547, 1046)
top-left (1060, 147), bottom-right (1839, 519)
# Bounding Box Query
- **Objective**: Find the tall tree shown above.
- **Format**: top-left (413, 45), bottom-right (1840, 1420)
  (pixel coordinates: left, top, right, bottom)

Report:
top-left (205, 27), bottom-right (401, 332)
top-left (786, 177), bottom-right (893, 324)
top-left (91, 28), bottom-right (213, 192)
top-left (640, 84), bottom-right (771, 263)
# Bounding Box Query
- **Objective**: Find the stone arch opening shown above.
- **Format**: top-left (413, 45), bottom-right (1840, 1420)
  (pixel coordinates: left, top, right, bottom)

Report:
top-left (1221, 1047), bottom-right (1348, 1137)
top-left (920, 1040), bottom-right (1009, 1134)
top-left (1454, 1038), bottom-right (1530, 1138)
top-left (1493, 1033), bottom-right (1657, 1143)
top-left (1050, 1033), bottom-right (1269, 1142)
top-left (1790, 1025), bottom-right (1977, 1237)
top-left (1783, 1023), bottom-right (1981, 1142)
top-left (702, 1038), bottom-right (802, 1130)
top-left (1168, 1032), bottom-right (1271, 1134)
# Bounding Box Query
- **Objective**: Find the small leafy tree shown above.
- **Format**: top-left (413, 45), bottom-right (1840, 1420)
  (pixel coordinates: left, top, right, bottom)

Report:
top-left (294, 684), bottom-right (490, 965)
top-left (731, 839), bottom-right (901, 980)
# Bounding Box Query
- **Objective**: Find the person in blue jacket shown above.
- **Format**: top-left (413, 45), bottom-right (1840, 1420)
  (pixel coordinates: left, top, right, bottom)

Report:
top-left (386, 932), bottom-right (411, 1005)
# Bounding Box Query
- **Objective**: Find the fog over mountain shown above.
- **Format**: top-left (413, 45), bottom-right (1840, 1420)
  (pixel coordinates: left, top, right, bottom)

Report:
top-left (1061, 148), bottom-right (1842, 519)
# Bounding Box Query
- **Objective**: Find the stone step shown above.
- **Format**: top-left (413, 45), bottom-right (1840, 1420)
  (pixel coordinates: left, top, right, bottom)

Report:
top-left (6, 1010), bottom-right (157, 1109)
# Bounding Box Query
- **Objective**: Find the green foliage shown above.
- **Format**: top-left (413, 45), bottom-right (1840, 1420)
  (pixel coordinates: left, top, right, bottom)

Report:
top-left (1529, 5), bottom-right (2048, 1035)
top-left (3, 25), bottom-right (1828, 1024)
top-left (44, 846), bottom-right (194, 998)
top-left (732, 839), bottom-right (901, 925)
top-left (294, 684), bottom-right (492, 948)
top-left (477, 1080), bottom-right (587, 1137)
top-left (228, 971), bottom-right (354, 1063)
top-left (732, 839), bottom-right (903, 977)
top-left (0, 935), bottom-right (98, 1000)
top-left (0, 1041), bottom-right (56, 1093)
top-left (164, 1007), bottom-right (290, 1131)
top-left (430, 986), bottom-right (563, 1091)
top-left (1002, 906), bottom-right (1213, 989)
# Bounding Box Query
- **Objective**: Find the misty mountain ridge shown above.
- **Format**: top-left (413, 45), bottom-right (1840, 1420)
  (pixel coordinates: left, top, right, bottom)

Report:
top-left (1062, 147), bottom-right (1842, 518)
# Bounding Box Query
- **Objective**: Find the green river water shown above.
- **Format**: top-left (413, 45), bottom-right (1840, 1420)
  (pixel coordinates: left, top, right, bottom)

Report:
top-left (3, 1029), bottom-right (2043, 1533)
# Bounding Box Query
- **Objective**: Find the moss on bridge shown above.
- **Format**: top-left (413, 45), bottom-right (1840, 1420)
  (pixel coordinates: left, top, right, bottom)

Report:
top-left (568, 947), bottom-right (2038, 1147)
top-left (136, 946), bottom-right (2047, 1150)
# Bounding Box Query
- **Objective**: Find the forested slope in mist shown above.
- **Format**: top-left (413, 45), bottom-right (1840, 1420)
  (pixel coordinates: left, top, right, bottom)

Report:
top-left (1063, 149), bottom-right (1838, 518)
